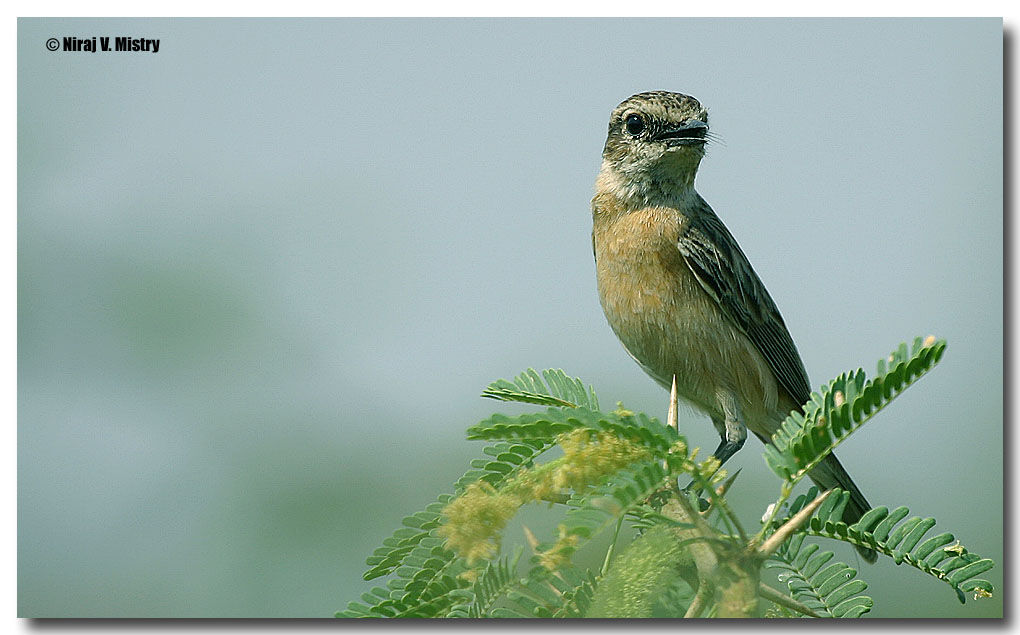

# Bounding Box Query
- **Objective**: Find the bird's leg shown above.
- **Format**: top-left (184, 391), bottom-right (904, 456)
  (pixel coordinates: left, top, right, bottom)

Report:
top-left (711, 390), bottom-right (747, 468)
top-left (710, 421), bottom-right (747, 468)
top-left (683, 393), bottom-right (746, 495)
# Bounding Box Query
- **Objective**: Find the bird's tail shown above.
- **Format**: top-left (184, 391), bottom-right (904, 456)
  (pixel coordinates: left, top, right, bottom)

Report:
top-left (806, 453), bottom-right (877, 563)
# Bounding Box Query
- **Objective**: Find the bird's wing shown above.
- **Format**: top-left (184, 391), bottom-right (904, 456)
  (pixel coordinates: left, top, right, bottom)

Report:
top-left (676, 201), bottom-right (812, 405)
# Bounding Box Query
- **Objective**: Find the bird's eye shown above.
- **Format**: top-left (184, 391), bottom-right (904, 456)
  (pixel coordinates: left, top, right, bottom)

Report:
top-left (625, 113), bottom-right (645, 136)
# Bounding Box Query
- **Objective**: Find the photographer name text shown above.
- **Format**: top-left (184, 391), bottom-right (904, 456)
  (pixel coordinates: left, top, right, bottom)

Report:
top-left (52, 37), bottom-right (160, 53)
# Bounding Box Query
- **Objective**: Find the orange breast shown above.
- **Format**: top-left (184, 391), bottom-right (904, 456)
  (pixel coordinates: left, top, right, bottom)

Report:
top-left (592, 203), bottom-right (779, 424)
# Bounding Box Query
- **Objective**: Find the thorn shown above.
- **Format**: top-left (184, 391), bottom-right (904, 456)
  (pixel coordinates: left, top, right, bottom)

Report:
top-left (523, 523), bottom-right (568, 592)
top-left (668, 374), bottom-right (678, 431)
top-left (697, 468), bottom-right (740, 517)
top-left (716, 468), bottom-right (741, 497)
top-left (522, 525), bottom-right (540, 554)
top-left (758, 489), bottom-right (832, 558)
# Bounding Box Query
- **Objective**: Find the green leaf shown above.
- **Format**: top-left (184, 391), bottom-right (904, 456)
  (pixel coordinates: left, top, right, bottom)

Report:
top-left (468, 407), bottom-right (680, 458)
top-left (500, 566), bottom-right (599, 618)
top-left (831, 595), bottom-right (874, 618)
top-left (766, 487), bottom-right (996, 604)
top-left (766, 337), bottom-right (946, 483)
top-left (946, 559), bottom-right (995, 586)
top-left (447, 549), bottom-right (523, 618)
top-left (766, 545), bottom-right (871, 618)
top-left (481, 368), bottom-right (599, 409)
top-left (545, 459), bottom-right (677, 566)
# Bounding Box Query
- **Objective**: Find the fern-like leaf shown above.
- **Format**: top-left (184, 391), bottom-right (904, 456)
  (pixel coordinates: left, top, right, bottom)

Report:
top-left (653, 578), bottom-right (696, 618)
top-left (534, 459), bottom-right (676, 568)
top-left (468, 407), bottom-right (681, 458)
top-left (360, 437), bottom-right (557, 582)
top-left (481, 368), bottom-right (599, 409)
top-left (361, 495), bottom-right (451, 581)
top-left (344, 434), bottom-right (565, 616)
top-left (770, 487), bottom-right (995, 604)
top-left (343, 539), bottom-right (465, 615)
top-left (338, 532), bottom-right (470, 617)
top-left (447, 549), bottom-right (523, 618)
top-left (549, 567), bottom-right (600, 617)
top-left (466, 439), bottom-right (555, 488)
top-left (496, 566), bottom-right (599, 618)
top-left (765, 539), bottom-right (873, 618)
top-left (347, 403), bottom-right (682, 617)
top-left (765, 336), bottom-right (946, 482)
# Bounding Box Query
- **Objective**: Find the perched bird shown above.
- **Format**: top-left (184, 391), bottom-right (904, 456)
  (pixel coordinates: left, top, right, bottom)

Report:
top-left (591, 91), bottom-right (875, 562)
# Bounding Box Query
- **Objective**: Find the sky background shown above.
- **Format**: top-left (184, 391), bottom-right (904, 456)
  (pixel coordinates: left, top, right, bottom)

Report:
top-left (18, 18), bottom-right (1002, 618)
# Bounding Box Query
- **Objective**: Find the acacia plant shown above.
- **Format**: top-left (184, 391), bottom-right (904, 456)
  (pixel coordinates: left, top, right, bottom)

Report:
top-left (339, 336), bottom-right (995, 618)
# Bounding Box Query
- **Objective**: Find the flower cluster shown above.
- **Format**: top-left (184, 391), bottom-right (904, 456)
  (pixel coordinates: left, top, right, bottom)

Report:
top-left (438, 429), bottom-right (653, 565)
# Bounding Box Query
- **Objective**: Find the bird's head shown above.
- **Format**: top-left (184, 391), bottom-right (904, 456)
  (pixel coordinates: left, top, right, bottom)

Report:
top-left (600, 91), bottom-right (710, 199)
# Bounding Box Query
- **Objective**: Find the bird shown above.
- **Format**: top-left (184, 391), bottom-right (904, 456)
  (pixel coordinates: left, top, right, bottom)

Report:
top-left (591, 91), bottom-right (875, 562)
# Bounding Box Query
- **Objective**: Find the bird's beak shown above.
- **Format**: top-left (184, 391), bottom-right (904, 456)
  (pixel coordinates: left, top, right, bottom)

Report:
top-left (655, 120), bottom-right (708, 146)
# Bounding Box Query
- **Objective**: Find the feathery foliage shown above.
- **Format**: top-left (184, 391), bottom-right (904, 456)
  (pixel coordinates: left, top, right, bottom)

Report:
top-left (654, 579), bottom-right (698, 617)
top-left (446, 549), bottom-right (523, 618)
top-left (767, 487), bottom-right (994, 604)
top-left (359, 438), bottom-right (557, 584)
top-left (495, 566), bottom-right (601, 618)
top-left (764, 336), bottom-right (946, 483)
top-left (481, 368), bottom-right (599, 409)
top-left (341, 341), bottom-right (997, 618)
top-left (468, 405), bottom-right (682, 458)
top-left (360, 494), bottom-right (451, 581)
top-left (533, 458), bottom-right (684, 571)
top-left (338, 530), bottom-right (469, 617)
top-left (340, 381), bottom-right (686, 617)
top-left (340, 434), bottom-right (562, 616)
top-left (765, 536), bottom-right (873, 618)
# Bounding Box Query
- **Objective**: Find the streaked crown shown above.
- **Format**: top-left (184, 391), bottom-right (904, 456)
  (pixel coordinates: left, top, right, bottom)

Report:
top-left (602, 91), bottom-right (710, 168)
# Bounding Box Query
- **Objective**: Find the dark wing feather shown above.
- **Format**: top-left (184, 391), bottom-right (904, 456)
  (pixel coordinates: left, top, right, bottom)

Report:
top-left (676, 200), bottom-right (811, 405)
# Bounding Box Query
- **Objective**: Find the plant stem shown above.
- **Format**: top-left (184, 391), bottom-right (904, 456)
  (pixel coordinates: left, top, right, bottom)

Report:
top-left (600, 515), bottom-right (625, 577)
top-left (757, 582), bottom-right (820, 618)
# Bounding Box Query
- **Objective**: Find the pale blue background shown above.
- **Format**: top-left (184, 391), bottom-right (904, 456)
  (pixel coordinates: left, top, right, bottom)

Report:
top-left (18, 18), bottom-right (1002, 617)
